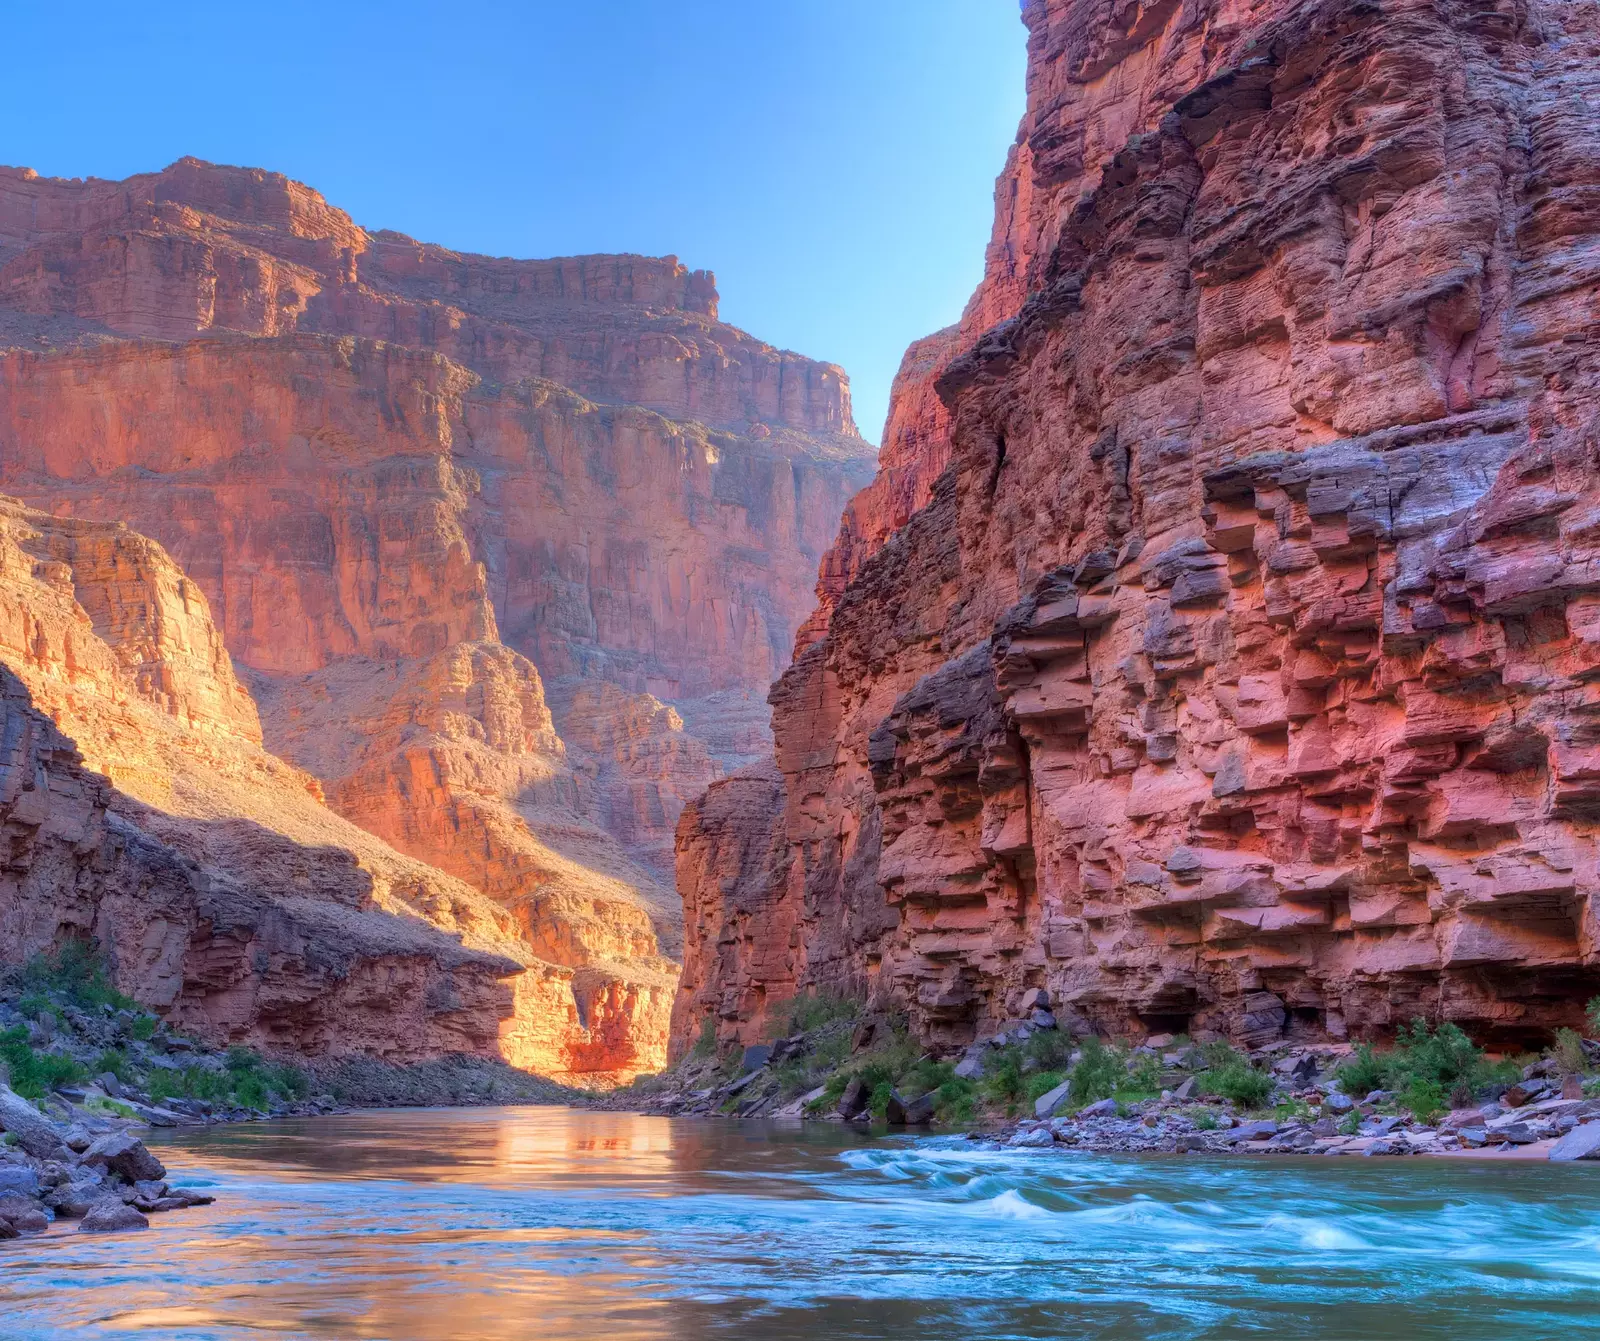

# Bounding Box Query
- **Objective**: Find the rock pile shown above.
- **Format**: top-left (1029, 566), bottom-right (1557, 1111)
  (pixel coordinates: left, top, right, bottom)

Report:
top-left (0, 1084), bottom-right (213, 1238)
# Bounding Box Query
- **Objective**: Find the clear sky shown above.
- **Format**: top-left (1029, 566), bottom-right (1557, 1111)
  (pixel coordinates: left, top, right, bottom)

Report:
top-left (3, 1), bottom-right (1027, 447)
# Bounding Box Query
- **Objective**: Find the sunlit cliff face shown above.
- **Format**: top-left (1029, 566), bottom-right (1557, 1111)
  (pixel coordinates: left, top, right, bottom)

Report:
top-left (0, 158), bottom-right (876, 1083)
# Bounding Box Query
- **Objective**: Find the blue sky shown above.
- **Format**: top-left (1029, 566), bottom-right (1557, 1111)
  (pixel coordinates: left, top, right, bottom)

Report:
top-left (3, 1), bottom-right (1026, 446)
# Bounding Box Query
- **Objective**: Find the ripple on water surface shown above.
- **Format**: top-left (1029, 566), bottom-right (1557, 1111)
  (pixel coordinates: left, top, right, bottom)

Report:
top-left (3, 1106), bottom-right (1599, 1340)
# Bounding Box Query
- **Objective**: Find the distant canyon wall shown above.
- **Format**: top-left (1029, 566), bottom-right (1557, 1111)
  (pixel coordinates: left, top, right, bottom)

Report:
top-left (0, 158), bottom-right (876, 1082)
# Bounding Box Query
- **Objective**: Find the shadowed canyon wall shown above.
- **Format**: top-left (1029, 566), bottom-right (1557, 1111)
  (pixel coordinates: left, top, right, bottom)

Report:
top-left (674, 0), bottom-right (1600, 1059)
top-left (0, 159), bottom-right (875, 1082)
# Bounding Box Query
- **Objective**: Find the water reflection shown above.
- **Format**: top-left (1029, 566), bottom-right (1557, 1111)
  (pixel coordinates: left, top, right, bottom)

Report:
top-left (3, 1106), bottom-right (1600, 1340)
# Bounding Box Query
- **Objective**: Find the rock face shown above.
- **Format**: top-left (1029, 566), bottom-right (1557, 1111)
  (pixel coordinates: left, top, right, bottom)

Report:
top-left (0, 501), bottom-right (521, 1061)
top-left (673, 0), bottom-right (1600, 1059)
top-left (0, 158), bottom-right (876, 1082)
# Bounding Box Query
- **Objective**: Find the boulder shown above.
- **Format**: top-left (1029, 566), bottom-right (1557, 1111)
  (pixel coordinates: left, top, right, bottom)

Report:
top-left (1009, 1126), bottom-right (1055, 1148)
top-left (902, 1091), bottom-right (936, 1126)
top-left (1019, 987), bottom-right (1051, 1013)
top-left (1549, 1121), bottom-right (1600, 1162)
top-left (1034, 1081), bottom-right (1071, 1119)
top-left (0, 1196), bottom-right (49, 1234)
top-left (0, 1086), bottom-right (68, 1160)
top-left (1323, 1092), bottom-right (1355, 1115)
top-left (1504, 1079), bottom-right (1552, 1109)
top-left (953, 1056), bottom-right (983, 1081)
top-left (884, 1091), bottom-right (908, 1125)
top-left (836, 1077), bottom-right (868, 1120)
top-left (1079, 1098), bottom-right (1118, 1118)
top-left (79, 1199), bottom-right (149, 1234)
top-left (739, 1045), bottom-right (772, 1074)
top-left (0, 1166), bottom-right (40, 1199)
top-left (82, 1133), bottom-right (166, 1183)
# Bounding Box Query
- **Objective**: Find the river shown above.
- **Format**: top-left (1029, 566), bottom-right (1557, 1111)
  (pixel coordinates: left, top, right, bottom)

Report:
top-left (3, 1105), bottom-right (1600, 1339)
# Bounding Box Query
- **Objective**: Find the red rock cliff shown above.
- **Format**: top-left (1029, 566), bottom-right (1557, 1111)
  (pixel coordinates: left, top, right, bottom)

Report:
top-left (0, 158), bottom-right (876, 1082)
top-left (674, 0), bottom-right (1600, 1058)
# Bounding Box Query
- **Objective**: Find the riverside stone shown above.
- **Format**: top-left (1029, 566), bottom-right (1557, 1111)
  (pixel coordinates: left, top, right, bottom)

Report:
top-left (79, 1199), bottom-right (149, 1234)
top-left (1549, 1122), bottom-right (1600, 1162)
top-left (81, 1134), bottom-right (166, 1184)
top-left (1034, 1081), bottom-right (1071, 1119)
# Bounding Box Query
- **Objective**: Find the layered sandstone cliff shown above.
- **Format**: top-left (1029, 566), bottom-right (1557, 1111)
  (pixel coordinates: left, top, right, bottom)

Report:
top-left (0, 158), bottom-right (875, 1081)
top-left (0, 498), bottom-right (525, 1060)
top-left (674, 0), bottom-right (1600, 1058)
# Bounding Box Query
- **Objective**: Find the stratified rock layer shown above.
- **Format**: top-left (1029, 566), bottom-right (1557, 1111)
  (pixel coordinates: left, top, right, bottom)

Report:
top-left (0, 499), bottom-right (522, 1060)
top-left (0, 158), bottom-right (876, 1082)
top-left (674, 0), bottom-right (1600, 1058)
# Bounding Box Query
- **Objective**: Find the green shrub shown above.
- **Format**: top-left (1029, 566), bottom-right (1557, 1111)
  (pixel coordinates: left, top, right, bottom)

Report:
top-left (0, 1026), bottom-right (86, 1100)
top-left (780, 992), bottom-right (862, 1036)
top-left (1338, 1018), bottom-right (1511, 1104)
top-left (1200, 1050), bottom-right (1273, 1109)
top-left (1588, 997), bottom-right (1600, 1037)
top-left (1023, 1069), bottom-right (1067, 1104)
top-left (1023, 1029), bottom-right (1074, 1072)
top-left (1124, 1051), bottom-right (1164, 1097)
top-left (1337, 1043), bottom-right (1390, 1097)
top-left (1552, 1027), bottom-right (1589, 1077)
top-left (145, 1046), bottom-right (309, 1112)
top-left (129, 1015), bottom-right (157, 1042)
top-left (980, 1046), bottom-right (1027, 1110)
top-left (19, 942), bottom-right (138, 1014)
top-left (1338, 1110), bottom-right (1362, 1136)
top-left (1190, 1108), bottom-right (1219, 1131)
top-left (867, 1080), bottom-right (894, 1119)
top-left (1393, 1019), bottom-right (1481, 1088)
top-left (1400, 1076), bottom-right (1446, 1124)
top-left (691, 1017), bottom-right (717, 1059)
top-left (931, 1072), bottom-right (979, 1125)
top-left (1069, 1037), bottom-right (1123, 1105)
top-left (93, 1048), bottom-right (133, 1082)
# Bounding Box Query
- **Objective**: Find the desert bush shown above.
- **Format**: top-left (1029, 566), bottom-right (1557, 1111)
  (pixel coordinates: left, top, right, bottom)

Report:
top-left (1068, 1037), bottom-right (1124, 1105)
top-left (1552, 1027), bottom-right (1589, 1077)
top-left (1336, 1019), bottom-right (1516, 1116)
top-left (0, 1026), bottom-right (86, 1100)
top-left (691, 1017), bottom-right (717, 1059)
top-left (1337, 1044), bottom-right (1389, 1097)
top-left (18, 941), bottom-right (137, 1015)
top-left (1022, 1029), bottom-right (1074, 1072)
top-left (781, 992), bottom-right (862, 1036)
top-left (1400, 1076), bottom-right (1447, 1125)
top-left (1198, 1047), bottom-right (1273, 1109)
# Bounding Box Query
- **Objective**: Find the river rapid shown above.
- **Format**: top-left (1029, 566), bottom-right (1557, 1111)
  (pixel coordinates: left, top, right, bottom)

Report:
top-left (3, 1105), bottom-right (1600, 1339)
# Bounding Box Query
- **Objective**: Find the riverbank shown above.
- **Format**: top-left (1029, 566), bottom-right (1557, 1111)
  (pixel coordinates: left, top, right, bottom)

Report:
top-left (0, 952), bottom-right (573, 1238)
top-left (594, 994), bottom-right (1600, 1166)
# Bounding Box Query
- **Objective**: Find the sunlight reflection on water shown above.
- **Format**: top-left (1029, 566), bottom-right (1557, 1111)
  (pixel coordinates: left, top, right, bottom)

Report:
top-left (3, 1105), bottom-right (1600, 1340)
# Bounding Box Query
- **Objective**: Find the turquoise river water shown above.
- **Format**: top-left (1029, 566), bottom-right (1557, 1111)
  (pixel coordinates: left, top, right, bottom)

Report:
top-left (3, 1106), bottom-right (1600, 1339)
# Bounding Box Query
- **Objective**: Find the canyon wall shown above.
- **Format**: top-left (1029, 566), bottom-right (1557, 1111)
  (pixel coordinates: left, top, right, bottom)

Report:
top-left (674, 0), bottom-right (1600, 1057)
top-left (0, 158), bottom-right (875, 1081)
top-left (0, 498), bottom-right (525, 1061)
